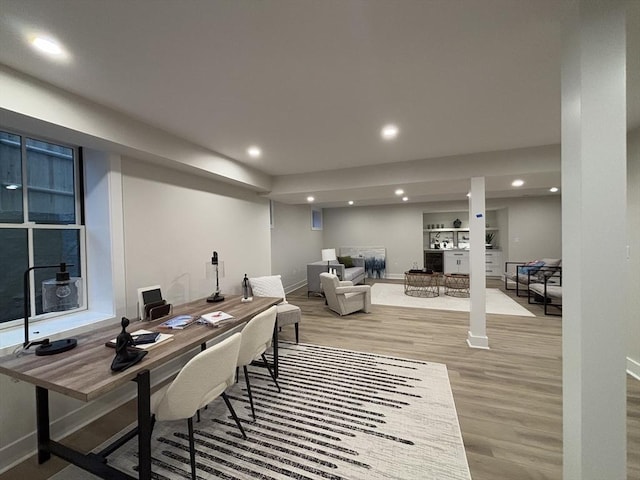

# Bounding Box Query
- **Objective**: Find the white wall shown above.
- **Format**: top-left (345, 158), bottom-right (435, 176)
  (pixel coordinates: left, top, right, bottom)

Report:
top-left (502, 196), bottom-right (562, 262)
top-left (323, 204), bottom-right (426, 278)
top-left (121, 157), bottom-right (271, 315)
top-left (270, 202), bottom-right (323, 291)
top-left (628, 127), bottom-right (640, 378)
top-left (323, 196), bottom-right (561, 279)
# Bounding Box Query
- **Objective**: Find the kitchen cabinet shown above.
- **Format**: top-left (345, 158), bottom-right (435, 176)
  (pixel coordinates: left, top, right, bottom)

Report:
top-left (444, 250), bottom-right (469, 274)
top-left (441, 250), bottom-right (502, 276)
top-left (485, 250), bottom-right (503, 277)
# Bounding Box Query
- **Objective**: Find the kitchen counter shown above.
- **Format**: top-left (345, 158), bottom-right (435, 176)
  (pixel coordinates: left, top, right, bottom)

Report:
top-left (424, 248), bottom-right (501, 252)
top-left (423, 249), bottom-right (503, 276)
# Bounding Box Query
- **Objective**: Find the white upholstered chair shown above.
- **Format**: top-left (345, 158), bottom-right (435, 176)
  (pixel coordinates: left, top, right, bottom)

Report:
top-left (237, 305), bottom-right (280, 420)
top-left (249, 275), bottom-right (302, 343)
top-left (150, 333), bottom-right (244, 480)
top-left (320, 272), bottom-right (371, 316)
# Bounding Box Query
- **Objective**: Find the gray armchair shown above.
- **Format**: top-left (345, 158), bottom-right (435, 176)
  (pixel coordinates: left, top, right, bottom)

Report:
top-left (307, 257), bottom-right (366, 296)
top-left (319, 272), bottom-right (371, 316)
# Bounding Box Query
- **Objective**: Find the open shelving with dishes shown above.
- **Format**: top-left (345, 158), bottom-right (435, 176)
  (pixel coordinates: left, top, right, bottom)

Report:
top-left (424, 228), bottom-right (499, 250)
top-left (421, 209), bottom-right (505, 276)
top-left (422, 209), bottom-right (505, 249)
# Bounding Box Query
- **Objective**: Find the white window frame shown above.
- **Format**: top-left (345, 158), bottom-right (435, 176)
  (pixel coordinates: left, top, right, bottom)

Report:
top-left (311, 207), bottom-right (323, 230)
top-left (0, 129), bottom-right (87, 329)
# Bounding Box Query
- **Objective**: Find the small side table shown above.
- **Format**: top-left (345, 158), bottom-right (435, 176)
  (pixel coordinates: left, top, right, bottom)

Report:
top-left (444, 273), bottom-right (470, 297)
top-left (404, 271), bottom-right (441, 297)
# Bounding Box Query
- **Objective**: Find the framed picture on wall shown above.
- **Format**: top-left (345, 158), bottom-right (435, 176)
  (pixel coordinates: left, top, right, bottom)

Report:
top-left (311, 208), bottom-right (323, 230)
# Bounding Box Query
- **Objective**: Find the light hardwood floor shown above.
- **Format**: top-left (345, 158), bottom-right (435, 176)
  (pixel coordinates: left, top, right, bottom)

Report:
top-left (2, 279), bottom-right (638, 480)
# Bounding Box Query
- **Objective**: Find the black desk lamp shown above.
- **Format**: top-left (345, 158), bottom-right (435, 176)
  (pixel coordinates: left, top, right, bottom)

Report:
top-left (206, 251), bottom-right (225, 303)
top-left (23, 262), bottom-right (79, 356)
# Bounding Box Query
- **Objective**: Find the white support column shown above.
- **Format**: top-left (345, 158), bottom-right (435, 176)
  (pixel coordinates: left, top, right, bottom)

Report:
top-left (562, 2), bottom-right (627, 479)
top-left (467, 177), bottom-right (488, 349)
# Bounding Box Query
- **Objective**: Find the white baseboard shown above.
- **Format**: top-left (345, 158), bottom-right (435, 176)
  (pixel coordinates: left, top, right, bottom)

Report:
top-left (467, 331), bottom-right (490, 349)
top-left (285, 279), bottom-right (307, 294)
top-left (627, 356), bottom-right (640, 381)
top-left (384, 273), bottom-right (404, 280)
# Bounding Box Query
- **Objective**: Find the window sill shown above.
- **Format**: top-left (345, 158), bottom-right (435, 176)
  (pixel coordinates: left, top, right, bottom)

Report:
top-left (0, 310), bottom-right (115, 357)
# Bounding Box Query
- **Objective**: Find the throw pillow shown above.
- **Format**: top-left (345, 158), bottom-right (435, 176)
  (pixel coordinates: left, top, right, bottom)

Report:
top-left (337, 255), bottom-right (354, 268)
top-left (519, 260), bottom-right (545, 275)
top-left (248, 275), bottom-right (287, 304)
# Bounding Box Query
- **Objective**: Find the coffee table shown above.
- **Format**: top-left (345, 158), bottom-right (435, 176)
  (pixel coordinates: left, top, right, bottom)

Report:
top-left (444, 273), bottom-right (470, 297)
top-left (404, 271), bottom-right (441, 297)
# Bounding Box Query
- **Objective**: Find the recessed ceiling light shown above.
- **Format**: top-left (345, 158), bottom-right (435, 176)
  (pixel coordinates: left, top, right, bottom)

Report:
top-left (381, 124), bottom-right (399, 140)
top-left (307, 196), bottom-right (315, 202)
top-left (511, 179), bottom-right (524, 187)
top-left (247, 146), bottom-right (261, 158)
top-left (348, 200), bottom-right (354, 205)
top-left (5, 184), bottom-right (20, 190)
top-left (31, 36), bottom-right (64, 56)
top-left (466, 192), bottom-right (471, 197)
top-left (395, 189), bottom-right (404, 196)
top-left (402, 196), bottom-right (409, 202)
top-left (549, 187), bottom-right (559, 193)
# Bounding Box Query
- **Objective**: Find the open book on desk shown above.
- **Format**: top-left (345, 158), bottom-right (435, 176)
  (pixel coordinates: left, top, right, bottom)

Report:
top-left (199, 311), bottom-right (234, 327)
top-left (105, 329), bottom-right (174, 351)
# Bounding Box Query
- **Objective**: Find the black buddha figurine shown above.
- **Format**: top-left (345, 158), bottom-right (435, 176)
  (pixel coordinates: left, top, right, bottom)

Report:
top-left (110, 317), bottom-right (147, 372)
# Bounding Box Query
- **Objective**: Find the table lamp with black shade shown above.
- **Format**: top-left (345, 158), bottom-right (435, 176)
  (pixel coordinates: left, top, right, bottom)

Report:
top-left (23, 262), bottom-right (80, 356)
top-left (206, 251), bottom-right (225, 303)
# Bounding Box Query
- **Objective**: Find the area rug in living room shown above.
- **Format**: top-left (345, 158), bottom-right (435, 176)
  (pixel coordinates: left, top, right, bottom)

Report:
top-left (371, 282), bottom-right (535, 317)
top-left (51, 343), bottom-right (471, 480)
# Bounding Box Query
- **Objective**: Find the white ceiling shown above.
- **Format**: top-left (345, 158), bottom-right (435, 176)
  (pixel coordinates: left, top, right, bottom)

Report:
top-left (0, 0), bottom-right (637, 207)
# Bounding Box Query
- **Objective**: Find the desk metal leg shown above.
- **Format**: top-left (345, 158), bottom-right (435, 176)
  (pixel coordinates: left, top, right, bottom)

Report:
top-left (35, 386), bottom-right (51, 464)
top-left (136, 370), bottom-right (152, 480)
top-left (272, 325), bottom-right (279, 378)
top-left (36, 387), bottom-right (135, 479)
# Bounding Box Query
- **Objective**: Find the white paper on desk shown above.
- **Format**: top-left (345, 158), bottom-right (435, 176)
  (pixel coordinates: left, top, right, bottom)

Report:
top-left (109, 329), bottom-right (173, 350)
top-left (199, 311), bottom-right (234, 326)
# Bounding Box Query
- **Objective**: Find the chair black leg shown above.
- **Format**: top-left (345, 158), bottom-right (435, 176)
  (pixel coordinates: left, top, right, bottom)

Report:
top-left (187, 417), bottom-right (196, 480)
top-left (261, 353), bottom-right (281, 393)
top-left (294, 323), bottom-right (299, 344)
top-left (243, 366), bottom-right (256, 420)
top-left (196, 409), bottom-right (200, 423)
top-left (221, 392), bottom-right (247, 439)
top-left (150, 414), bottom-right (156, 436)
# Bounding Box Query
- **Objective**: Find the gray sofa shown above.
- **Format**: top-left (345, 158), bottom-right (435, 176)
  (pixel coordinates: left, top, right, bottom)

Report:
top-left (307, 257), bottom-right (366, 296)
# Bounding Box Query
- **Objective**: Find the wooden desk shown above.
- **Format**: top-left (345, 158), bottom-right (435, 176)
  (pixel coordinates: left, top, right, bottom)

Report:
top-left (0, 295), bottom-right (280, 480)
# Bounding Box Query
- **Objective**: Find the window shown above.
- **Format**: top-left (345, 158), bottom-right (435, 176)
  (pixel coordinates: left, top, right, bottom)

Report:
top-left (0, 130), bottom-right (84, 325)
top-left (311, 208), bottom-right (323, 230)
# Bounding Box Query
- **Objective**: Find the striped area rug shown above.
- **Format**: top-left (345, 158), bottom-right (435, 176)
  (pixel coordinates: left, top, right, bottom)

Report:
top-left (55, 343), bottom-right (471, 479)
